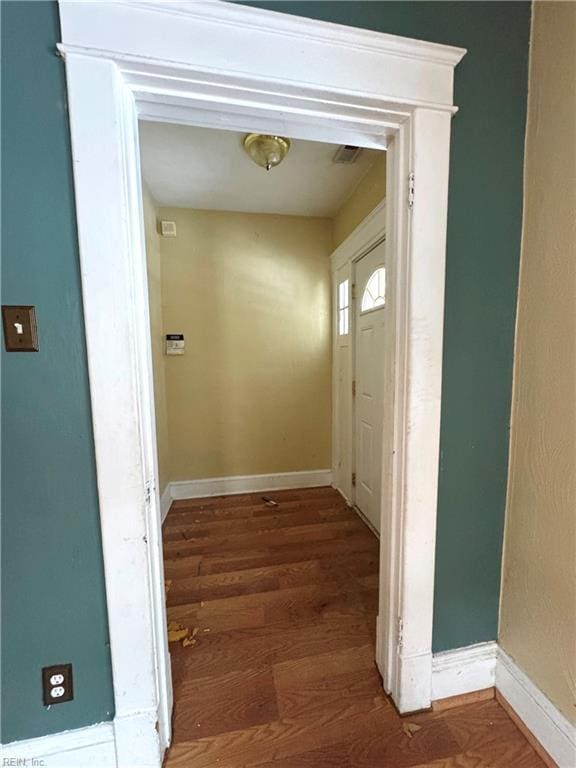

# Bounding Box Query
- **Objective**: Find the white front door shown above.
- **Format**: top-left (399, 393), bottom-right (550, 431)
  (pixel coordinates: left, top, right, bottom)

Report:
top-left (354, 241), bottom-right (387, 532)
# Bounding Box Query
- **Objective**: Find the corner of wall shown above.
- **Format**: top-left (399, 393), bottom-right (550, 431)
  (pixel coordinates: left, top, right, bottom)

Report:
top-left (142, 181), bottom-right (171, 492)
top-left (332, 152), bottom-right (386, 248)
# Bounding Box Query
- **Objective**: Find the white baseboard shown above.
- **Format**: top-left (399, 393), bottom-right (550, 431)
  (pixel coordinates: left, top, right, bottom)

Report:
top-left (395, 650), bottom-right (433, 713)
top-left (431, 642), bottom-right (576, 766)
top-left (0, 722), bottom-right (116, 768)
top-left (169, 469), bottom-right (333, 501)
top-left (432, 641), bottom-right (497, 701)
top-left (334, 485), bottom-right (353, 506)
top-left (160, 483), bottom-right (172, 523)
top-left (497, 648), bottom-right (576, 768)
top-left (113, 707), bottom-right (163, 767)
top-left (0, 711), bottom-right (165, 768)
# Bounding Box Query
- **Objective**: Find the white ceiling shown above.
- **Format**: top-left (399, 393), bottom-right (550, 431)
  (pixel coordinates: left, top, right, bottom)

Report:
top-left (139, 122), bottom-right (382, 217)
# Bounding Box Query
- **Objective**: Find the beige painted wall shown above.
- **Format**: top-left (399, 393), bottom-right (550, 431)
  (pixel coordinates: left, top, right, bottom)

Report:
top-left (333, 152), bottom-right (386, 247)
top-left (499, 1), bottom-right (576, 725)
top-left (158, 208), bottom-right (333, 480)
top-left (143, 183), bottom-right (171, 493)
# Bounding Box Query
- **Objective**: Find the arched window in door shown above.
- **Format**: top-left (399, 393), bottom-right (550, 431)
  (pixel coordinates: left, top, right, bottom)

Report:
top-left (361, 267), bottom-right (386, 312)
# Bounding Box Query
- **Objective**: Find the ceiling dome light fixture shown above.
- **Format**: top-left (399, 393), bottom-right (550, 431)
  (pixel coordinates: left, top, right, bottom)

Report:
top-left (243, 133), bottom-right (291, 171)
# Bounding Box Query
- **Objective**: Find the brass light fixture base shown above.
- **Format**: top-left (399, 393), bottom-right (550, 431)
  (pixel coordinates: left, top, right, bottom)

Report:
top-left (243, 133), bottom-right (291, 171)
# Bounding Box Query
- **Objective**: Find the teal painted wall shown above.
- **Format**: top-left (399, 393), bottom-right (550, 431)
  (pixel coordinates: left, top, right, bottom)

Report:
top-left (1, 0), bottom-right (529, 743)
top-left (243, 1), bottom-right (530, 652)
top-left (1, 1), bottom-right (114, 743)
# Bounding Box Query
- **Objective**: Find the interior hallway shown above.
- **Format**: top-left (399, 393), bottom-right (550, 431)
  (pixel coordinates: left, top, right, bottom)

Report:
top-left (162, 487), bottom-right (546, 767)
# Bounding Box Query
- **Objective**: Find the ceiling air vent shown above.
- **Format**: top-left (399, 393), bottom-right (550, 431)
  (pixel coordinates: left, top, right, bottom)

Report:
top-left (333, 145), bottom-right (363, 164)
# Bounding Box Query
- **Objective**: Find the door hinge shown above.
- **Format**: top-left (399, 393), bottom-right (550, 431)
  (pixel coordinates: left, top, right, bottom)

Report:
top-left (397, 616), bottom-right (403, 650)
top-left (352, 379), bottom-right (356, 397)
top-left (408, 172), bottom-right (415, 209)
top-left (351, 472), bottom-right (356, 488)
top-left (351, 283), bottom-right (356, 300)
top-left (145, 480), bottom-right (154, 505)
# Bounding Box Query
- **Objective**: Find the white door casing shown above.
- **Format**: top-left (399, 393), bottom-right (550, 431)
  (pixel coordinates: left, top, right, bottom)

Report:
top-left (58, 1), bottom-right (465, 763)
top-left (354, 242), bottom-right (387, 532)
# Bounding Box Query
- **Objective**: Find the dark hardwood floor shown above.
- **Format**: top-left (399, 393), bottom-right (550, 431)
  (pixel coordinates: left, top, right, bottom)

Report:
top-left (162, 486), bottom-right (546, 768)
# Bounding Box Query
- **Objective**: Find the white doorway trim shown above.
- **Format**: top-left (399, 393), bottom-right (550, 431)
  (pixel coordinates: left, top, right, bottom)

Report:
top-left (58, 1), bottom-right (465, 764)
top-left (331, 200), bottom-right (387, 508)
top-left (331, 199), bottom-right (400, 695)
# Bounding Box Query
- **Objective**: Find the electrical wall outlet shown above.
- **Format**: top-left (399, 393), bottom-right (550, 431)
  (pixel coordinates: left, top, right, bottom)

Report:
top-left (42, 664), bottom-right (73, 705)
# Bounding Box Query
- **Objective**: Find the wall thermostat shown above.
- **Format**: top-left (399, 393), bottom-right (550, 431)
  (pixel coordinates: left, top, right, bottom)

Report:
top-left (166, 334), bottom-right (184, 355)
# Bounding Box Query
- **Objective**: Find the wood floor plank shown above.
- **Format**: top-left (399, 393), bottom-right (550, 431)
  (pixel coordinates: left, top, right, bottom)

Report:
top-left (273, 643), bottom-right (376, 689)
top-left (168, 582), bottom-right (377, 635)
top-left (172, 667), bottom-right (279, 741)
top-left (164, 699), bottom-right (392, 768)
top-left (168, 560), bottom-right (325, 605)
top-left (166, 496), bottom-right (349, 527)
top-left (437, 700), bottom-right (548, 768)
top-left (252, 742), bottom-right (355, 768)
top-left (169, 486), bottom-right (337, 513)
top-left (163, 553), bottom-right (202, 579)
top-left (163, 506), bottom-right (351, 540)
top-left (162, 487), bottom-right (546, 768)
top-left (276, 667), bottom-right (386, 719)
top-left (344, 713), bottom-right (460, 768)
top-left (167, 603), bottom-right (267, 633)
top-left (198, 533), bottom-right (378, 575)
top-left (407, 754), bottom-right (498, 768)
top-left (170, 615), bottom-right (375, 680)
top-left (432, 689), bottom-right (495, 713)
top-left (163, 518), bottom-right (367, 558)
top-left (167, 570), bottom-right (281, 606)
top-left (277, 551), bottom-right (379, 588)
top-left (167, 557), bottom-right (374, 606)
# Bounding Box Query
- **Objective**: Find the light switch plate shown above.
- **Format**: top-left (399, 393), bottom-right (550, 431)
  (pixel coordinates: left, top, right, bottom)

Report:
top-left (2, 305), bottom-right (39, 351)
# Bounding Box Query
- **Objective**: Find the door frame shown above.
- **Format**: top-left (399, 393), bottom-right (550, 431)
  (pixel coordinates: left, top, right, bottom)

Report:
top-left (331, 201), bottom-right (394, 675)
top-left (331, 206), bottom-right (387, 507)
top-left (58, 1), bottom-right (465, 764)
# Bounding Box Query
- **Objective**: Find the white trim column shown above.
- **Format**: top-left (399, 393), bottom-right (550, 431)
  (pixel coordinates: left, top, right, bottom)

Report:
top-left (392, 108), bottom-right (452, 712)
top-left (64, 53), bottom-right (165, 766)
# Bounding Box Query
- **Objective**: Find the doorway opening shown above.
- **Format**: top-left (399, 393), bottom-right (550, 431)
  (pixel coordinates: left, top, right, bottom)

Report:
top-left (139, 121), bottom-right (389, 752)
top-left (59, 2), bottom-right (464, 759)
